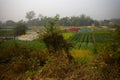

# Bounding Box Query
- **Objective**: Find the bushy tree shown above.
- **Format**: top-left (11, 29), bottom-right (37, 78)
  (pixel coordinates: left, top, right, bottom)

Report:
top-left (26, 11), bottom-right (35, 21)
top-left (41, 15), bottom-right (73, 62)
top-left (14, 22), bottom-right (28, 36)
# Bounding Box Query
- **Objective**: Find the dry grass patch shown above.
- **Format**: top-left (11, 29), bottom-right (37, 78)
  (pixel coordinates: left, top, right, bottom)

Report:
top-left (71, 49), bottom-right (95, 64)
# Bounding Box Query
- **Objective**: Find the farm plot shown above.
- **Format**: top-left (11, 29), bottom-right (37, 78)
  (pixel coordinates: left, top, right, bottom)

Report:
top-left (62, 32), bottom-right (74, 40)
top-left (94, 32), bottom-right (113, 51)
top-left (69, 31), bottom-right (112, 53)
top-left (0, 40), bottom-right (46, 50)
top-left (0, 29), bottom-right (15, 36)
top-left (70, 32), bottom-right (95, 53)
top-left (94, 32), bottom-right (112, 43)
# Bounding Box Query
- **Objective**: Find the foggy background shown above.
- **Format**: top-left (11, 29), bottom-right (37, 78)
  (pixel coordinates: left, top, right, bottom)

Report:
top-left (0, 0), bottom-right (120, 22)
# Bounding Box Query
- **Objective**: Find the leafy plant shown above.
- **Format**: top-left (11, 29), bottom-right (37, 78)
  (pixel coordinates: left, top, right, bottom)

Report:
top-left (41, 15), bottom-right (74, 62)
top-left (14, 22), bottom-right (28, 36)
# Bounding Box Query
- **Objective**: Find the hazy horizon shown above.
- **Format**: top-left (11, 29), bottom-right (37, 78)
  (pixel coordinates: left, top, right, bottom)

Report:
top-left (0, 0), bottom-right (120, 22)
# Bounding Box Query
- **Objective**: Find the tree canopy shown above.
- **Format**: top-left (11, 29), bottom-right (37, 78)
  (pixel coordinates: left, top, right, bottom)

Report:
top-left (14, 22), bottom-right (28, 36)
top-left (26, 11), bottom-right (35, 21)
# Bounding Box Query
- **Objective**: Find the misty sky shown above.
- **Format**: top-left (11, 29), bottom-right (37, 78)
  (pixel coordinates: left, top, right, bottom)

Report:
top-left (0, 0), bottom-right (120, 22)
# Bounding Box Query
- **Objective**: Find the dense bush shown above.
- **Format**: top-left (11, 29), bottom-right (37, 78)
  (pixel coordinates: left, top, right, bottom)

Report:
top-left (0, 43), bottom-right (31, 80)
top-left (0, 41), bottom-right (48, 80)
top-left (92, 53), bottom-right (120, 80)
top-left (14, 22), bottom-right (28, 36)
top-left (91, 25), bottom-right (120, 80)
top-left (42, 18), bottom-right (74, 62)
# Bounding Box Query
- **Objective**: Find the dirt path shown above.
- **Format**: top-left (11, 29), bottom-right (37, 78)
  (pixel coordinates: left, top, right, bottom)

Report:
top-left (18, 32), bottom-right (38, 41)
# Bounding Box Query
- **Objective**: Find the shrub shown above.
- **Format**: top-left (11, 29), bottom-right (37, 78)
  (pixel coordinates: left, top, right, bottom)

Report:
top-left (14, 22), bottom-right (28, 36)
top-left (0, 41), bottom-right (48, 80)
top-left (93, 53), bottom-right (120, 80)
top-left (41, 17), bottom-right (74, 62)
top-left (30, 50), bottom-right (48, 67)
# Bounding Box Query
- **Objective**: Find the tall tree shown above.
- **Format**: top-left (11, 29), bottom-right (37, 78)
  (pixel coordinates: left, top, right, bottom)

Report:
top-left (26, 11), bottom-right (35, 21)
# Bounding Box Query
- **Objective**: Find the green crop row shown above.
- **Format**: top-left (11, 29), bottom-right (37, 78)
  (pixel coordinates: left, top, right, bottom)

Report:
top-left (0, 40), bottom-right (46, 50)
top-left (70, 32), bottom-right (95, 51)
top-left (94, 33), bottom-right (112, 43)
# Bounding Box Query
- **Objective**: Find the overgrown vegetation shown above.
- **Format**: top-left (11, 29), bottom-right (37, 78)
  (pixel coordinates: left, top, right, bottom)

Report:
top-left (14, 22), bottom-right (28, 36)
top-left (0, 21), bottom-right (120, 80)
top-left (41, 15), bottom-right (74, 62)
top-left (0, 41), bottom-right (49, 80)
top-left (92, 24), bottom-right (120, 80)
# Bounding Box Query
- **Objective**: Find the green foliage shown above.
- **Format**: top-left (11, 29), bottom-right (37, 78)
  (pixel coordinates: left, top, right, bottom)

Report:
top-left (41, 15), bottom-right (73, 62)
top-left (0, 40), bottom-right (46, 50)
top-left (104, 25), bottom-right (120, 62)
top-left (91, 25), bottom-right (120, 80)
top-left (59, 14), bottom-right (97, 26)
top-left (70, 32), bottom-right (96, 53)
top-left (0, 41), bottom-right (48, 80)
top-left (0, 42), bottom-right (31, 80)
top-left (14, 22), bottom-right (28, 36)
top-left (94, 32), bottom-right (112, 43)
top-left (0, 21), bottom-right (2, 27)
top-left (62, 32), bottom-right (74, 40)
top-left (23, 13), bottom-right (100, 27)
top-left (87, 42), bottom-right (95, 53)
top-left (43, 32), bottom-right (66, 52)
top-left (114, 24), bottom-right (120, 45)
top-left (17, 41), bottom-right (46, 50)
top-left (0, 30), bottom-right (14, 36)
top-left (26, 11), bottom-right (35, 21)
top-left (5, 20), bottom-right (16, 26)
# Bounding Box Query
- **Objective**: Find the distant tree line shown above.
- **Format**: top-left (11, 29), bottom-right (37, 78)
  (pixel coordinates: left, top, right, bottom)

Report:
top-left (0, 11), bottom-right (120, 27)
top-left (25, 11), bottom-right (99, 26)
top-left (0, 20), bottom-right (16, 27)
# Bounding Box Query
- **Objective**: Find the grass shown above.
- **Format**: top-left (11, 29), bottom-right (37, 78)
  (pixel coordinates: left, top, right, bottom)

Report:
top-left (62, 32), bottom-right (74, 40)
top-left (0, 30), bottom-right (15, 36)
top-left (0, 40), bottom-right (46, 50)
top-left (71, 49), bottom-right (95, 64)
